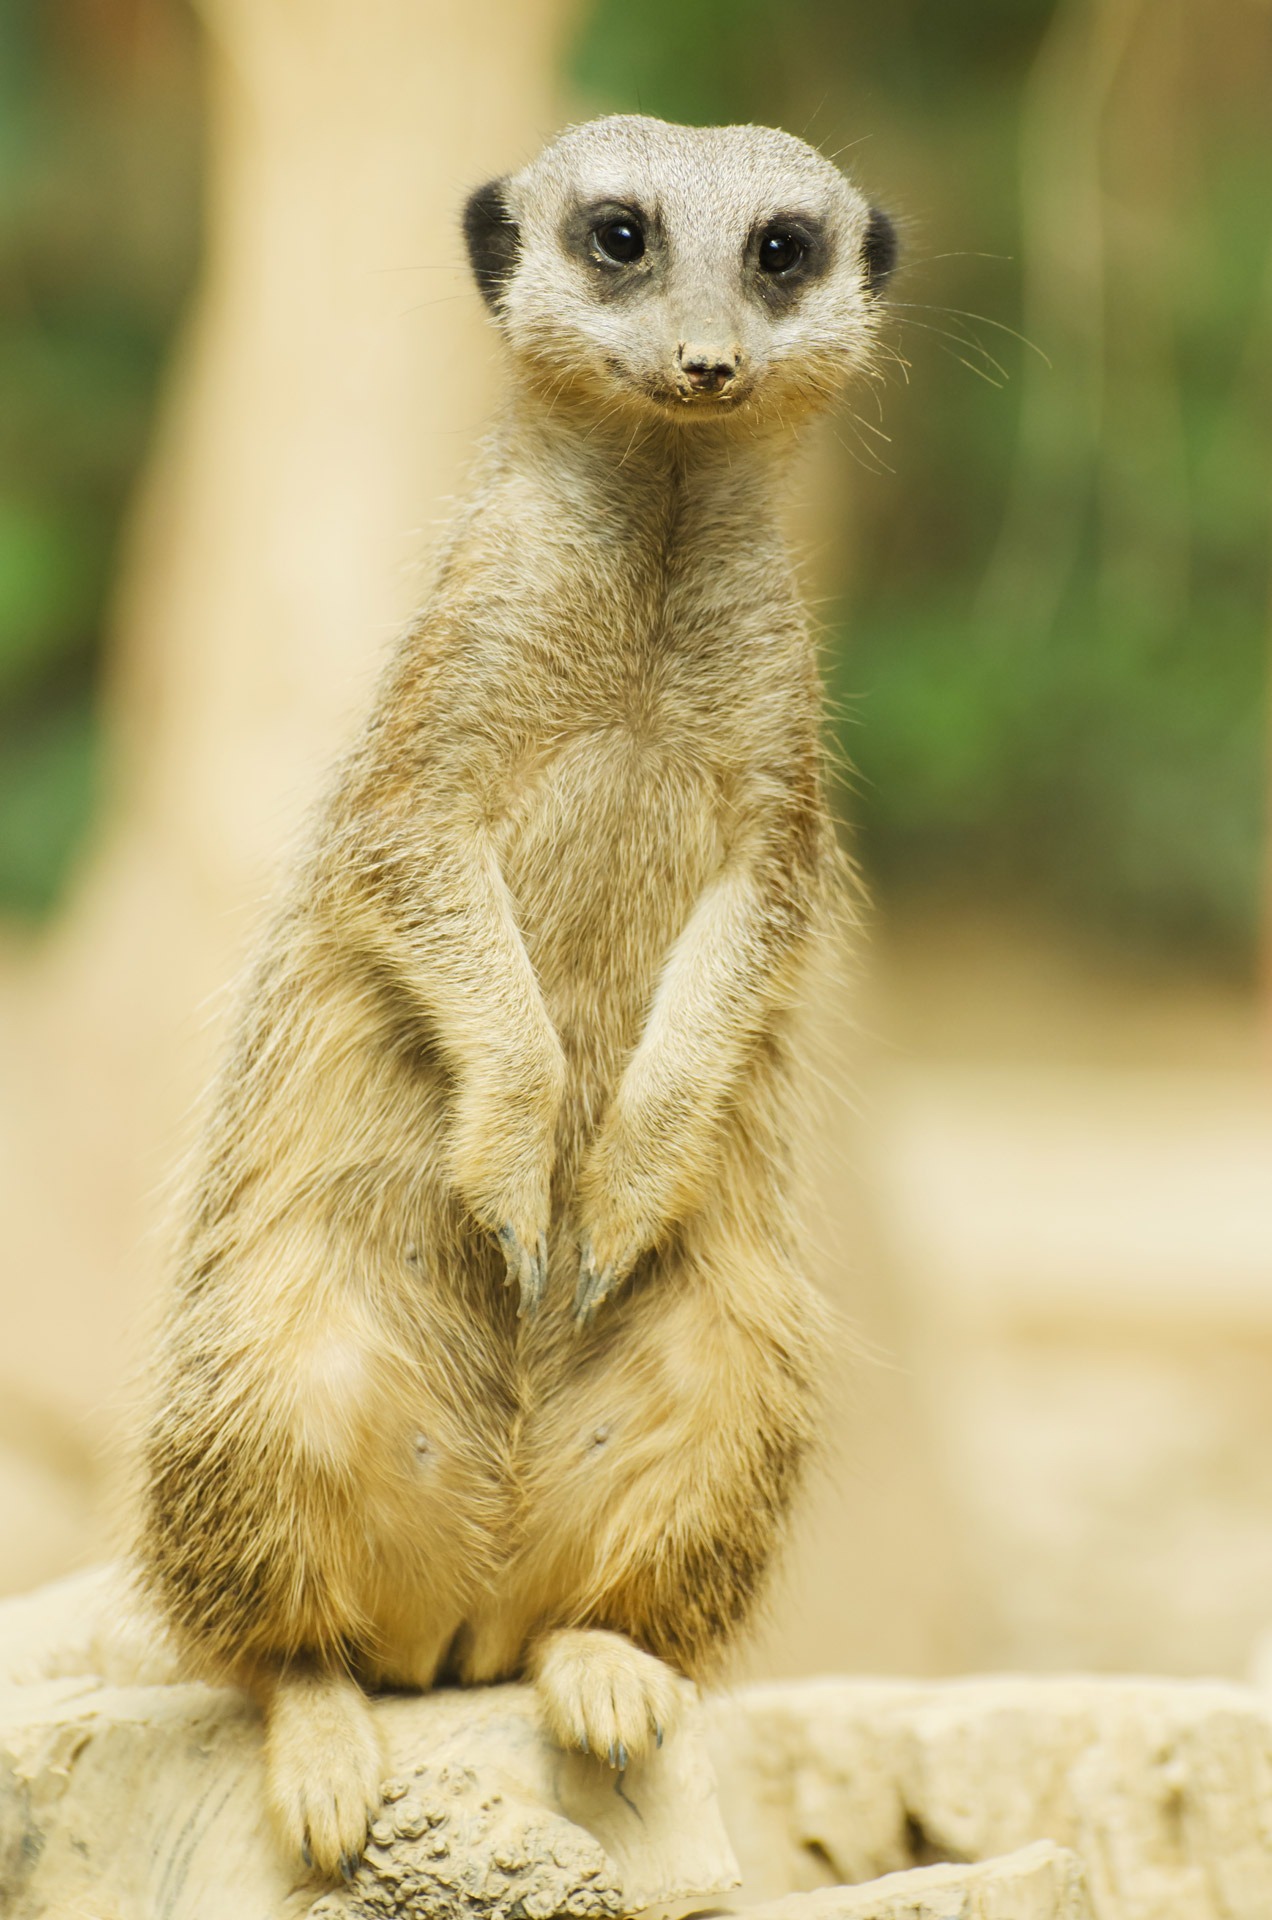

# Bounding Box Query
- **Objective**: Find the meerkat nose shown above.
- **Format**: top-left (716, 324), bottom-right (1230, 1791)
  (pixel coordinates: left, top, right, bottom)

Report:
top-left (677, 341), bottom-right (741, 394)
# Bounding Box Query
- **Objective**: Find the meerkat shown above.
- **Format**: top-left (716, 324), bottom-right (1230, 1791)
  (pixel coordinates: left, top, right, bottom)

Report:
top-left (136, 114), bottom-right (896, 1882)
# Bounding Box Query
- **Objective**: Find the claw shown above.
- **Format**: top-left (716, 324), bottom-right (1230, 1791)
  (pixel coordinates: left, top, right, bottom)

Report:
top-left (301, 1836), bottom-right (314, 1871)
top-left (517, 1231), bottom-right (548, 1320)
top-left (579, 1732), bottom-right (589, 1754)
top-left (655, 1723), bottom-right (664, 1749)
top-left (607, 1740), bottom-right (617, 1767)
top-left (616, 1741), bottom-right (628, 1770)
top-left (499, 1224), bottom-right (548, 1320)
top-left (339, 1851), bottom-right (360, 1884)
top-left (574, 1245), bottom-right (616, 1324)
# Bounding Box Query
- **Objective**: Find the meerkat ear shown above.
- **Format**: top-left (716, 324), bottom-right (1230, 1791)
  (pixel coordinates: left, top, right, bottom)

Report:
top-left (862, 206), bottom-right (898, 295)
top-left (463, 177), bottom-right (521, 311)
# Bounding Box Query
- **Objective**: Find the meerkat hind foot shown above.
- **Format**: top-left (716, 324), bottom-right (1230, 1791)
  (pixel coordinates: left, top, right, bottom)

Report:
top-left (533, 1627), bottom-right (689, 1768)
top-left (264, 1666), bottom-right (384, 1881)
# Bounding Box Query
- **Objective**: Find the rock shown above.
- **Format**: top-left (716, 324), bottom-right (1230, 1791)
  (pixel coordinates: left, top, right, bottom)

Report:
top-left (708, 1675), bottom-right (1272, 1920)
top-left (5, 1574), bottom-right (1272, 1918)
top-left (309, 1686), bottom-right (738, 1920)
top-left (0, 1572), bottom-right (737, 1920)
top-left (744, 1841), bottom-right (1091, 1919)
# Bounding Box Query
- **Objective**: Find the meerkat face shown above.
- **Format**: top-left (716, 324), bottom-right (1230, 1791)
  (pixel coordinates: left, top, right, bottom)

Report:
top-left (464, 115), bottom-right (895, 429)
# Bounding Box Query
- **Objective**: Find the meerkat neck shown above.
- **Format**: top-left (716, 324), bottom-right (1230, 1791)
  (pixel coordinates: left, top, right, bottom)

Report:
top-left (494, 385), bottom-right (800, 542)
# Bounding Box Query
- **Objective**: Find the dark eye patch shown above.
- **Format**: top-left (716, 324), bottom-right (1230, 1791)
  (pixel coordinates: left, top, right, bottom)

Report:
top-left (747, 215), bottom-right (828, 305)
top-left (562, 198), bottom-right (660, 296)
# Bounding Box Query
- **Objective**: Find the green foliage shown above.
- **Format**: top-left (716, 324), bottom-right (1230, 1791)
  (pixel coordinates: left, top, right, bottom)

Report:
top-left (570, 0), bottom-right (1271, 969)
top-left (0, 693), bottom-right (97, 913)
top-left (0, 0), bottom-right (200, 919)
top-left (0, 499), bottom-right (103, 700)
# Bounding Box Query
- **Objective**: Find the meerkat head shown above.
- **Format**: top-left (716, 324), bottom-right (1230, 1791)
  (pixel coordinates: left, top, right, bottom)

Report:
top-left (463, 115), bottom-right (896, 430)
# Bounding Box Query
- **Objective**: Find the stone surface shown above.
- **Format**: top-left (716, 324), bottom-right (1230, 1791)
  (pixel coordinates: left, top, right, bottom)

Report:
top-left (0, 1573), bottom-right (737, 1920)
top-left (745, 1842), bottom-right (1091, 1919)
top-left (0, 1680), bottom-right (738, 1920)
top-left (708, 1676), bottom-right (1272, 1920)
top-left (5, 1574), bottom-right (1272, 1918)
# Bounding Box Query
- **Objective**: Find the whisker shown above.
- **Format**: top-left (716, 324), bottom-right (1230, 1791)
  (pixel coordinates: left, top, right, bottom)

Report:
top-left (888, 315), bottom-right (1010, 385)
top-left (825, 133), bottom-right (875, 162)
top-left (895, 250), bottom-right (1013, 268)
top-left (398, 294), bottom-right (473, 315)
top-left (889, 299), bottom-right (1050, 367)
top-left (843, 405), bottom-right (892, 446)
top-left (831, 421), bottom-right (891, 478)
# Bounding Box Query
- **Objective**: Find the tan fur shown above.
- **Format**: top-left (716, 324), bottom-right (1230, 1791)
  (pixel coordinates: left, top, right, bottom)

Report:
top-left (134, 114), bottom-right (892, 1880)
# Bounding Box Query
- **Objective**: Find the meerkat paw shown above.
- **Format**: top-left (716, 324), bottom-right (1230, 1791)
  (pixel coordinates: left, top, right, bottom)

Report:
top-left (574, 1120), bottom-right (667, 1323)
top-left (450, 1060), bottom-right (561, 1319)
top-left (532, 1628), bottom-right (690, 1768)
top-left (264, 1666), bottom-right (384, 1882)
top-left (453, 1075), bottom-right (564, 1313)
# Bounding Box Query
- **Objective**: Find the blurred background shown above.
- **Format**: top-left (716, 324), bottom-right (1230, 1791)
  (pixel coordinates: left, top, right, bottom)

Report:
top-left (0, 0), bottom-right (1270, 1683)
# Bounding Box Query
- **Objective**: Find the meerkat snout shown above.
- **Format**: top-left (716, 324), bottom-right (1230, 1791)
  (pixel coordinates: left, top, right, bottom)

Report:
top-left (676, 339), bottom-right (742, 397)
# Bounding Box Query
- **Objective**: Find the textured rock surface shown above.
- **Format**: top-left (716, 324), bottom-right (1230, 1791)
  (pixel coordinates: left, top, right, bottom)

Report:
top-left (745, 1842), bottom-right (1091, 1919)
top-left (709, 1676), bottom-right (1272, 1919)
top-left (0, 1664), bottom-right (736, 1920)
top-left (4, 1573), bottom-right (1272, 1918)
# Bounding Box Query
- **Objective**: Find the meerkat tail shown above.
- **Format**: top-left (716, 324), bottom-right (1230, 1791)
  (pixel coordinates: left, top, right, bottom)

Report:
top-left (260, 1662), bottom-right (385, 1882)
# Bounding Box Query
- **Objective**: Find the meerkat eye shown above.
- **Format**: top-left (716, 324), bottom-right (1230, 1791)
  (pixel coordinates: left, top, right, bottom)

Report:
top-left (757, 228), bottom-right (806, 276)
top-left (591, 216), bottom-right (645, 265)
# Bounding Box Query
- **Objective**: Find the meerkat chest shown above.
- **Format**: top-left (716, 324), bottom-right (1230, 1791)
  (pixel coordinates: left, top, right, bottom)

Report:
top-left (489, 553), bottom-right (804, 949)
top-left (492, 710), bottom-right (726, 980)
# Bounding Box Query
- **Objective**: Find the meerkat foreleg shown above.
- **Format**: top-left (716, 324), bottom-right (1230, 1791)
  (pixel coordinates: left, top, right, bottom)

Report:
top-left (530, 1627), bottom-right (691, 1767)
top-left (575, 839), bottom-right (813, 1319)
top-left (261, 1661), bottom-right (385, 1881)
top-left (351, 826), bottom-right (564, 1314)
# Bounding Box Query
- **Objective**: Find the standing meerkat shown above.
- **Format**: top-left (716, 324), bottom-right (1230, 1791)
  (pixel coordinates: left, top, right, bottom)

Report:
top-left (137, 114), bottom-right (896, 1882)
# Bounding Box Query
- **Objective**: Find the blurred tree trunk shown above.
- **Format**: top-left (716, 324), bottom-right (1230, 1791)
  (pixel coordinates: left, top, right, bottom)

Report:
top-left (0, 0), bottom-right (577, 1571)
